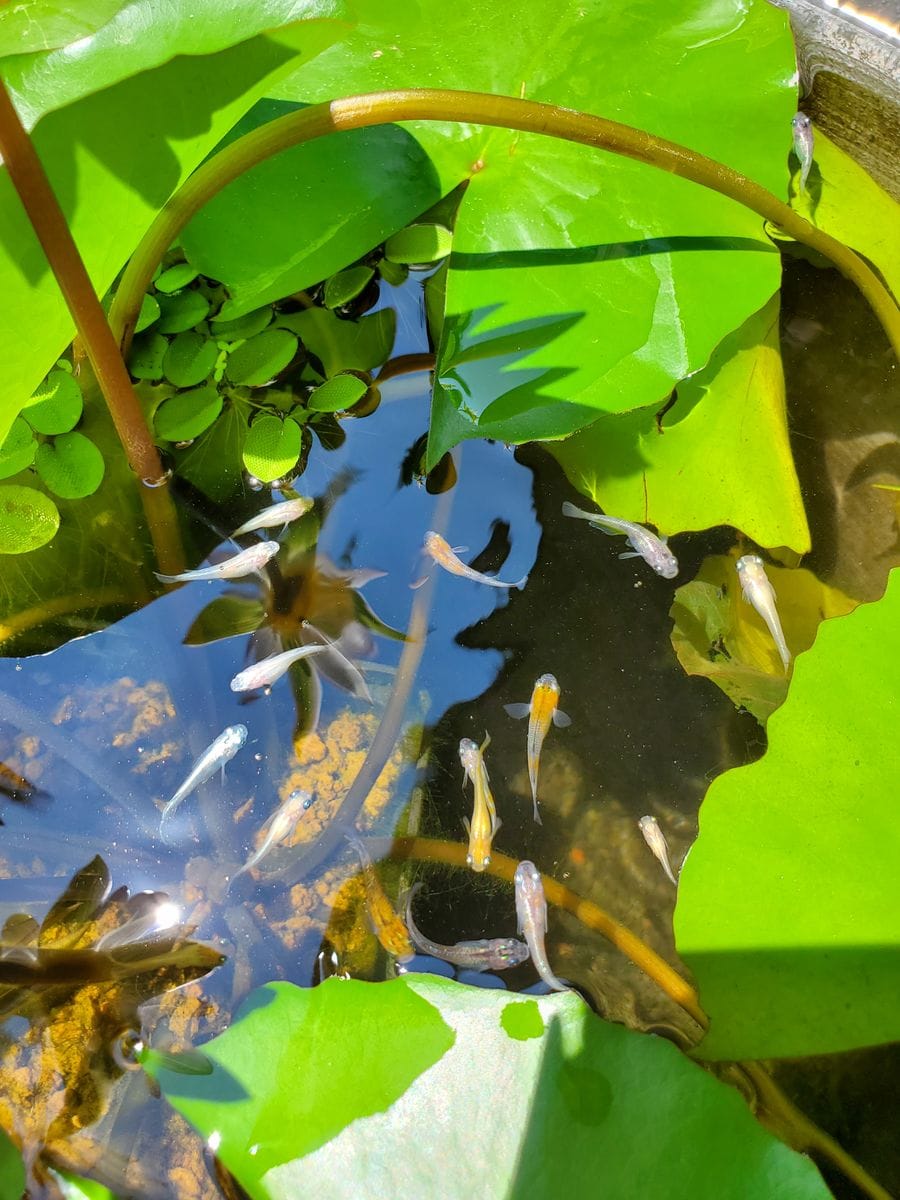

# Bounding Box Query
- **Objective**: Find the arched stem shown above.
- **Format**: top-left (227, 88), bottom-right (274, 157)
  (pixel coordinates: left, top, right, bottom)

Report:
top-left (109, 89), bottom-right (900, 359)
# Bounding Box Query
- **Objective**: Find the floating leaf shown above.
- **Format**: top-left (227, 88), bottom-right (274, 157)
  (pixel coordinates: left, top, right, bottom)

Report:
top-left (35, 432), bottom-right (105, 499)
top-left (0, 485), bottom-right (60, 553)
top-left (670, 550), bottom-right (858, 722)
top-left (178, 403), bottom-right (250, 504)
top-left (134, 293), bottom-right (161, 334)
top-left (128, 331), bottom-right (169, 381)
top-left (154, 262), bottom-right (200, 294)
top-left (550, 297), bottom-right (809, 550)
top-left (225, 328), bottom-right (298, 386)
top-left (146, 977), bottom-right (832, 1200)
top-left (164, 332), bottom-right (218, 389)
top-left (0, 0), bottom-right (129, 57)
top-left (156, 289), bottom-right (211, 334)
top-left (307, 373), bottom-right (367, 413)
top-left (676, 569), bottom-right (900, 1059)
top-left (23, 369), bottom-right (83, 435)
top-left (0, 1125), bottom-right (25, 1200)
top-left (378, 258), bottom-right (408, 287)
top-left (323, 266), bottom-right (374, 309)
top-left (275, 308), bottom-right (395, 378)
top-left (0, 418), bottom-right (37, 479)
top-left (211, 307), bottom-right (273, 341)
top-left (184, 595), bottom-right (266, 646)
top-left (153, 385), bottom-right (223, 443)
top-left (384, 223), bottom-right (452, 265)
top-left (242, 415), bottom-right (303, 483)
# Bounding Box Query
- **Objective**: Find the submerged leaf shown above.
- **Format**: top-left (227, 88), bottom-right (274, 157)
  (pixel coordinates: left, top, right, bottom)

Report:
top-left (676, 568), bottom-right (900, 1058)
top-left (242, 415), bottom-right (303, 483)
top-left (154, 263), bottom-right (200, 294)
top-left (275, 307), bottom-right (395, 378)
top-left (156, 288), bottom-right (211, 334)
top-left (0, 485), bottom-right (60, 554)
top-left (184, 595), bottom-right (265, 646)
top-left (670, 549), bottom-right (857, 721)
top-left (34, 433), bottom-right (105, 499)
top-left (147, 977), bottom-right (832, 1199)
top-left (178, 404), bottom-right (249, 503)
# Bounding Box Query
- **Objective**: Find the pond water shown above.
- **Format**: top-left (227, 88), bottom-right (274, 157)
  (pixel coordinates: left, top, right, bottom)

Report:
top-left (0, 260), bottom-right (897, 1198)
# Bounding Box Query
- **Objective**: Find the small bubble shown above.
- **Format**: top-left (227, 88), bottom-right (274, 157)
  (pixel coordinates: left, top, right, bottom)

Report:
top-left (142, 468), bottom-right (173, 489)
top-left (14, 664), bottom-right (21, 672)
top-left (111, 1029), bottom-right (144, 1071)
top-left (245, 473), bottom-right (264, 491)
top-left (254, 753), bottom-right (262, 762)
top-left (174, 439), bottom-right (195, 449)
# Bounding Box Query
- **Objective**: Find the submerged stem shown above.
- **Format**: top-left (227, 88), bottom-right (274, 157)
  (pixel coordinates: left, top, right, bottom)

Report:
top-left (109, 89), bottom-right (900, 358)
top-left (0, 81), bottom-right (163, 482)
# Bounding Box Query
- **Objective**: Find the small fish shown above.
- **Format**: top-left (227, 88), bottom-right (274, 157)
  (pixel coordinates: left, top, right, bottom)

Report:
top-left (231, 497), bottom-right (314, 537)
top-left (159, 725), bottom-right (247, 840)
top-left (155, 541), bottom-right (279, 584)
top-left (736, 554), bottom-right (791, 671)
top-left (638, 815), bottom-right (678, 885)
top-left (791, 112), bottom-right (814, 194)
top-left (514, 860), bottom-right (568, 992)
top-left (424, 531), bottom-right (527, 590)
top-left (229, 643), bottom-right (328, 692)
top-left (403, 883), bottom-right (529, 972)
top-left (346, 833), bottom-right (413, 960)
top-left (504, 673), bottom-right (571, 824)
top-left (562, 502), bottom-right (678, 579)
top-left (231, 789), bottom-right (314, 883)
top-left (459, 736), bottom-right (500, 872)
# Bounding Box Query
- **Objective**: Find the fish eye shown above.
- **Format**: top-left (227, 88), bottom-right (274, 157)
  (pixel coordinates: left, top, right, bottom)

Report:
top-left (466, 853), bottom-right (473, 865)
top-left (483, 855), bottom-right (491, 866)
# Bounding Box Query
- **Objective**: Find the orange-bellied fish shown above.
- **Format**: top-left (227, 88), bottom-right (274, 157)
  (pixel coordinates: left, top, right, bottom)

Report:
top-left (562, 502), bottom-right (678, 579)
top-left (231, 789), bottom-right (314, 884)
top-left (638, 815), bottom-right (677, 885)
top-left (504, 673), bottom-right (571, 824)
top-left (155, 541), bottom-right (279, 584)
top-left (232, 497), bottom-right (313, 537)
top-left (423, 531), bottom-right (527, 590)
top-left (159, 724), bottom-right (247, 843)
top-left (736, 554), bottom-right (791, 671)
top-left (403, 882), bottom-right (529, 972)
top-left (345, 833), bottom-right (413, 961)
top-left (459, 736), bottom-right (500, 872)
top-left (514, 860), bottom-right (568, 992)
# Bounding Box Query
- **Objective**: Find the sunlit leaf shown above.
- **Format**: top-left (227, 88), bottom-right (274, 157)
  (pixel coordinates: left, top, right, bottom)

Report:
top-left (147, 977), bottom-right (832, 1200)
top-left (384, 223), bottom-right (452, 265)
top-left (669, 549), bottom-right (858, 722)
top-left (676, 569), bottom-right (900, 1059)
top-left (550, 298), bottom-right (810, 550)
top-left (23, 369), bottom-right (82, 435)
top-left (225, 329), bottom-right (298, 386)
top-left (242, 415), bottom-right (303, 484)
top-left (0, 1125), bottom-right (25, 1200)
top-left (0, 484), bottom-right (60, 553)
top-left (156, 289), bottom-right (211, 334)
top-left (307, 373), bottom-right (367, 413)
top-left (34, 432), bottom-right (105, 499)
top-left (134, 293), bottom-right (160, 334)
top-left (0, 0), bottom-right (128, 57)
top-left (184, 595), bottom-right (265, 646)
top-left (0, 418), bottom-right (37, 479)
top-left (154, 385), bottom-right (223, 443)
top-left (323, 266), bottom-right (374, 309)
top-left (48, 1167), bottom-right (118, 1200)
top-left (163, 331), bottom-right (218, 389)
top-left (275, 307), bottom-right (395, 378)
top-left (154, 263), bottom-right (200, 294)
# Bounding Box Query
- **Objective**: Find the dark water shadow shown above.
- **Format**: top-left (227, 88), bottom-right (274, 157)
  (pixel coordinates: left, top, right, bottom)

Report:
top-left (450, 235), bottom-right (775, 272)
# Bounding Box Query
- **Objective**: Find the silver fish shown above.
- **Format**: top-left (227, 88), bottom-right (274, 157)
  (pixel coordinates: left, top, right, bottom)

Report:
top-left (229, 644), bottom-right (329, 692)
top-left (638, 815), bottom-right (677, 885)
top-left (562, 502), bottom-right (678, 579)
top-left (736, 554), bottom-right (791, 671)
top-left (424, 531), bottom-right (528, 590)
top-left (504, 673), bottom-right (571, 824)
top-left (403, 882), bottom-right (529, 972)
top-left (231, 789), bottom-right (314, 882)
top-left (791, 112), bottom-right (814, 194)
top-left (514, 860), bottom-right (568, 992)
top-left (155, 541), bottom-right (279, 583)
top-left (231, 497), bottom-right (313, 537)
top-left (159, 724), bottom-right (247, 840)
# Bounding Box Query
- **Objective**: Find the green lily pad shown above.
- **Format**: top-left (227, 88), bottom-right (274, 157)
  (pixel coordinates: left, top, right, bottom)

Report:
top-left (675, 568), bottom-right (900, 1059)
top-left (164, 331), bottom-right (218, 388)
top-left (0, 417), bottom-right (37, 479)
top-left (128, 331), bottom-right (170, 382)
top-left (153, 385), bottom-right (223, 442)
top-left (384, 223), bottom-right (452, 265)
top-left (35, 432), bottom-right (106, 499)
top-left (146, 977), bottom-right (832, 1200)
top-left (670, 549), bottom-right (858, 722)
top-left (24, 369), bottom-right (83, 435)
top-left (0, 1125), bottom-right (25, 1200)
top-left (550, 296), bottom-right (809, 549)
top-left (307, 373), bottom-right (367, 413)
top-left (242, 414), bottom-right (303, 483)
top-left (210, 307), bottom-right (273, 341)
top-left (156, 289), bottom-right (211, 334)
top-left (134, 293), bottom-right (161, 334)
top-left (275, 307), bottom-right (395, 378)
top-left (154, 262), bottom-right (200, 293)
top-left (0, 484), bottom-right (60, 553)
top-left (0, 0), bottom-right (129, 57)
top-left (323, 266), bottom-right (374, 309)
top-left (225, 328), bottom-right (298, 386)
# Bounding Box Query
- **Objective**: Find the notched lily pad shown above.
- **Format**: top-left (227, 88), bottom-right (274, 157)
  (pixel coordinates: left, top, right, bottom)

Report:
top-left (226, 329), bottom-right (298, 386)
top-left (154, 385), bottom-right (223, 442)
top-left (24, 370), bottom-right (83, 435)
top-left (670, 549), bottom-right (857, 722)
top-left (0, 485), bottom-right (60, 554)
top-left (275, 307), bottom-right (395, 378)
top-left (242, 415), bottom-right (303, 483)
top-left (34, 432), bottom-right (105, 499)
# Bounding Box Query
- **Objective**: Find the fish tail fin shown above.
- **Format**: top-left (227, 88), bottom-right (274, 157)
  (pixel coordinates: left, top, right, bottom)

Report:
top-left (532, 796), bottom-right (542, 825)
top-left (514, 574), bottom-right (529, 591)
top-left (154, 572), bottom-right (182, 584)
top-left (561, 501), bottom-right (590, 520)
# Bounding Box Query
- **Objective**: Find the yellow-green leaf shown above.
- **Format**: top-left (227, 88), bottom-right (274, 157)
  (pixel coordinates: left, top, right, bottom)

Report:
top-left (0, 484), bottom-right (60, 553)
top-left (242, 414), bottom-right (303, 483)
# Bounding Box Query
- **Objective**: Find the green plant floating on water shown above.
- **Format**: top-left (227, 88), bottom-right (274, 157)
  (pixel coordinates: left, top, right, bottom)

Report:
top-left (675, 568), bottom-right (900, 1060)
top-left (144, 976), bottom-right (834, 1200)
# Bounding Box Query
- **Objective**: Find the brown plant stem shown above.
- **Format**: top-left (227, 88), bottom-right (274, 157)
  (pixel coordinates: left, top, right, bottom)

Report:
top-left (0, 81), bottom-right (163, 482)
top-left (109, 89), bottom-right (900, 360)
